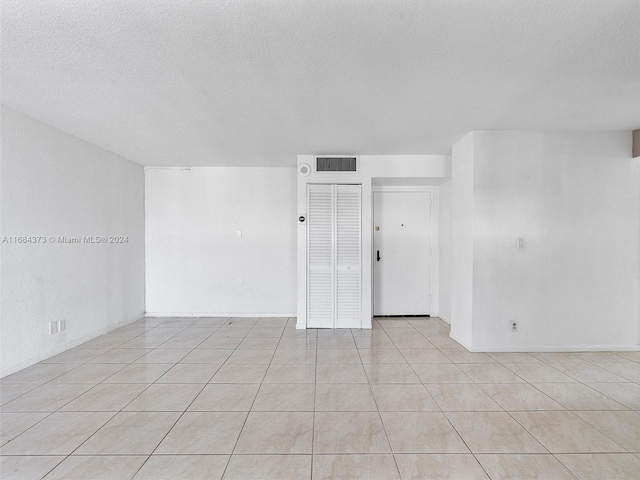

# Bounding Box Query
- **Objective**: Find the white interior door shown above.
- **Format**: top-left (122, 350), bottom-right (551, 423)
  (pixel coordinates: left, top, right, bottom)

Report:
top-left (373, 191), bottom-right (432, 316)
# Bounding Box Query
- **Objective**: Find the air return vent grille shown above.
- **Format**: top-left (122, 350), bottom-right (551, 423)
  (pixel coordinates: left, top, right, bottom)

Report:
top-left (316, 156), bottom-right (358, 172)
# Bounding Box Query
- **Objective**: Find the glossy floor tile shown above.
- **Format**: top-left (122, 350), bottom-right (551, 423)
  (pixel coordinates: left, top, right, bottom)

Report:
top-left (555, 453), bottom-right (640, 479)
top-left (475, 454), bottom-right (577, 479)
top-left (383, 411), bottom-right (469, 453)
top-left (123, 383), bottom-right (203, 412)
top-left (188, 383), bottom-right (260, 412)
top-left (43, 455), bottom-right (147, 480)
top-left (445, 412), bottom-right (546, 454)
top-left (0, 412), bottom-right (114, 455)
top-left (315, 383), bottom-right (377, 411)
top-left (223, 454), bottom-right (311, 480)
top-left (252, 383), bottom-right (315, 411)
top-left (234, 411), bottom-right (313, 454)
top-left (394, 454), bottom-right (489, 479)
top-left (75, 411), bottom-right (180, 455)
top-left (155, 411), bottom-right (247, 454)
top-left (371, 383), bottom-right (440, 412)
top-left (1, 315), bottom-right (638, 479)
top-left (509, 411), bottom-right (627, 453)
top-left (425, 383), bottom-right (503, 412)
top-left (478, 383), bottom-right (564, 411)
top-left (0, 456), bottom-right (65, 480)
top-left (314, 412), bottom-right (391, 454)
top-left (573, 410), bottom-right (640, 452)
top-left (133, 455), bottom-right (228, 480)
top-left (0, 412), bottom-right (49, 446)
top-left (313, 454), bottom-right (400, 479)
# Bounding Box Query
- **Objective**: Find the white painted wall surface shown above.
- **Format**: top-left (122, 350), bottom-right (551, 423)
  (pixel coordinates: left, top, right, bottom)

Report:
top-left (438, 179), bottom-right (452, 324)
top-left (297, 155), bottom-right (451, 329)
top-left (450, 134), bottom-right (474, 348)
top-left (472, 131), bottom-right (640, 350)
top-left (0, 107), bottom-right (145, 376)
top-left (145, 167), bottom-right (297, 316)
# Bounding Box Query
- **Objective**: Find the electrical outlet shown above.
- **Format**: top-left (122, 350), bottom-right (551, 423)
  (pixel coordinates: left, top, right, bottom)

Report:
top-left (510, 321), bottom-right (518, 332)
top-left (48, 321), bottom-right (58, 335)
top-left (58, 320), bottom-right (66, 332)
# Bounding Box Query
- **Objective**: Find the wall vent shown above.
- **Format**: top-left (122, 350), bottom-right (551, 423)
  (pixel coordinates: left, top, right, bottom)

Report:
top-left (316, 156), bottom-right (358, 173)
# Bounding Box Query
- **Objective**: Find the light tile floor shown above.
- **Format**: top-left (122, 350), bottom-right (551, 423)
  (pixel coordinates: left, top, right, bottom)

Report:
top-left (1, 316), bottom-right (640, 479)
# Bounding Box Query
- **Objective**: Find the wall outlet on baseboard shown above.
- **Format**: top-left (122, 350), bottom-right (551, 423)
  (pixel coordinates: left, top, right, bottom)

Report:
top-left (510, 321), bottom-right (518, 332)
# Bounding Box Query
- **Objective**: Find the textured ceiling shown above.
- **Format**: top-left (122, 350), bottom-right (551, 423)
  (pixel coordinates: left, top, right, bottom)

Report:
top-left (2, 0), bottom-right (639, 167)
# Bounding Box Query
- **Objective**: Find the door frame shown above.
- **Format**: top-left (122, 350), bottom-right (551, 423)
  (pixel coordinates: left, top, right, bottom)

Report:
top-left (371, 186), bottom-right (440, 318)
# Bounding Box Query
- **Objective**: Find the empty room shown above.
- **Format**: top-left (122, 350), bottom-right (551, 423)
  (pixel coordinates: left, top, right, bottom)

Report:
top-left (1, 1), bottom-right (639, 479)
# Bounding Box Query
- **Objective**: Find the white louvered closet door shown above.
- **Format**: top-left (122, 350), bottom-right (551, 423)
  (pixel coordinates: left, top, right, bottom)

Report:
top-left (307, 184), bottom-right (361, 329)
top-left (335, 185), bottom-right (361, 328)
top-left (307, 184), bottom-right (335, 328)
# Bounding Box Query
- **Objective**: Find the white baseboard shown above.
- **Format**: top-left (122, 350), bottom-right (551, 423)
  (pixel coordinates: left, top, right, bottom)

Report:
top-left (466, 344), bottom-right (640, 353)
top-left (146, 312), bottom-right (296, 318)
top-left (0, 313), bottom-right (144, 378)
top-left (438, 314), bottom-right (451, 325)
top-left (446, 322), bottom-right (639, 353)
top-left (295, 322), bottom-right (374, 330)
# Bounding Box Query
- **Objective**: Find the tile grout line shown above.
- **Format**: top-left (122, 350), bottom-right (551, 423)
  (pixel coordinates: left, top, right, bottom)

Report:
top-left (60, 318), bottom-right (220, 460)
top-left (382, 318), bottom-right (527, 479)
top-left (383, 319), bottom-right (487, 478)
top-left (310, 320), bottom-right (319, 480)
top-left (125, 316), bottom-right (233, 479)
top-left (0, 319), bottom-right (191, 475)
top-left (3, 316), bottom-right (640, 478)
top-left (218, 316), bottom-right (288, 479)
top-left (0, 322), bottom-right (169, 476)
top-left (354, 322), bottom-right (402, 479)
top-left (38, 317), bottom-right (218, 477)
top-left (139, 316), bottom-right (265, 474)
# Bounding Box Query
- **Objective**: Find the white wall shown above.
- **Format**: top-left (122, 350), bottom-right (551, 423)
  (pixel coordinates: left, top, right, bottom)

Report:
top-left (145, 167), bottom-right (297, 316)
top-left (296, 155), bottom-right (451, 329)
top-left (450, 130), bottom-right (640, 351)
top-left (0, 107), bottom-right (145, 376)
top-left (450, 133), bottom-right (474, 347)
top-left (438, 179), bottom-right (452, 324)
top-left (472, 131), bottom-right (639, 350)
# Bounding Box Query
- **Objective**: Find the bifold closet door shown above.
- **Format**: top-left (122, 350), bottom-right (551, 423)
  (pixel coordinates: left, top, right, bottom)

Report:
top-left (307, 184), bottom-right (361, 328)
top-left (335, 185), bottom-right (361, 328)
top-left (307, 184), bottom-right (334, 328)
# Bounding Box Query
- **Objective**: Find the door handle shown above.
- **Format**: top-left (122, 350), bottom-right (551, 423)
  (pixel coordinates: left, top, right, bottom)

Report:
top-left (377, 250), bottom-right (381, 262)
